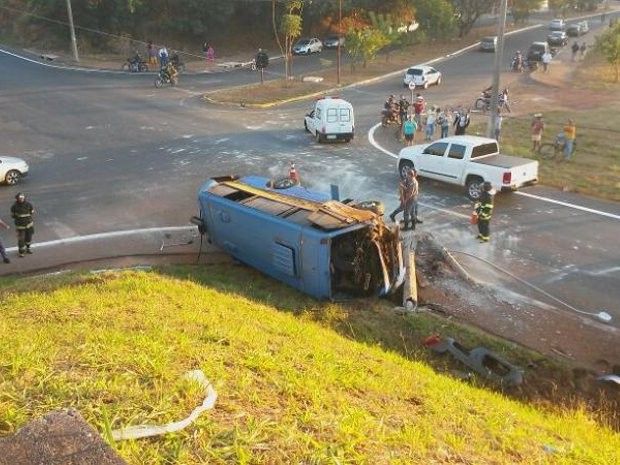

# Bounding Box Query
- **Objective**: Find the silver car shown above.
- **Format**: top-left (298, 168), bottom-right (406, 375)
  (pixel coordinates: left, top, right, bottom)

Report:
top-left (292, 38), bottom-right (323, 55)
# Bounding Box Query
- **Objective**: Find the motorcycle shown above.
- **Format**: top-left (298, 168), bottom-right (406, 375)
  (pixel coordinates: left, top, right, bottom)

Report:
top-left (474, 89), bottom-right (511, 113)
top-left (154, 66), bottom-right (179, 88)
top-left (381, 109), bottom-right (401, 127)
top-left (122, 55), bottom-right (149, 73)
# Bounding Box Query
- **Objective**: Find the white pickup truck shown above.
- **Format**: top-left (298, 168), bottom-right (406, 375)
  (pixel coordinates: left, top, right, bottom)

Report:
top-left (397, 135), bottom-right (538, 200)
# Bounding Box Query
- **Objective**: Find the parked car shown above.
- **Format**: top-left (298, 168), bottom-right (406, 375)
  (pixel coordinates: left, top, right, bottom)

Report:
top-left (397, 136), bottom-right (539, 200)
top-left (527, 41), bottom-right (550, 63)
top-left (292, 38), bottom-right (322, 55)
top-left (549, 18), bottom-right (565, 31)
top-left (566, 23), bottom-right (584, 37)
top-left (322, 34), bottom-right (344, 49)
top-left (578, 20), bottom-right (589, 34)
top-left (479, 36), bottom-right (497, 52)
top-left (304, 97), bottom-right (354, 143)
top-left (403, 65), bottom-right (442, 89)
top-left (547, 30), bottom-right (568, 46)
top-left (0, 156), bottom-right (29, 185)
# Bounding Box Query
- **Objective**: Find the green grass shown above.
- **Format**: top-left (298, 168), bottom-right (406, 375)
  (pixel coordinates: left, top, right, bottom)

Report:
top-left (0, 266), bottom-right (618, 464)
top-left (471, 106), bottom-right (620, 202)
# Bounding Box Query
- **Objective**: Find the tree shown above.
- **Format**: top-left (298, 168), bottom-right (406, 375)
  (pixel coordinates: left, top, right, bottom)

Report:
top-left (451, 0), bottom-right (496, 37)
top-left (511, 0), bottom-right (542, 24)
top-left (345, 26), bottom-right (389, 70)
top-left (595, 21), bottom-right (620, 82)
top-left (412, 0), bottom-right (456, 38)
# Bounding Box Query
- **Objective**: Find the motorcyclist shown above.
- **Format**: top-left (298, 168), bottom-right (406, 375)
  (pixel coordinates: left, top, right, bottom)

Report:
top-left (161, 62), bottom-right (178, 82)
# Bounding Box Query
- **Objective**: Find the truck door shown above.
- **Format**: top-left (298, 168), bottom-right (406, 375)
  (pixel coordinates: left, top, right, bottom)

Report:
top-left (418, 141), bottom-right (449, 180)
top-left (443, 143), bottom-right (467, 182)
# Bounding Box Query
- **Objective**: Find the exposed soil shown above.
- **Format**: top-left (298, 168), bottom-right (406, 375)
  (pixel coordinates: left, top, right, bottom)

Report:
top-left (0, 410), bottom-right (126, 465)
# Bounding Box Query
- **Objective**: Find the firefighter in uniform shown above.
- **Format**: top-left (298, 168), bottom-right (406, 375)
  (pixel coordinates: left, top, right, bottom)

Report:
top-left (475, 182), bottom-right (494, 242)
top-left (11, 192), bottom-right (35, 257)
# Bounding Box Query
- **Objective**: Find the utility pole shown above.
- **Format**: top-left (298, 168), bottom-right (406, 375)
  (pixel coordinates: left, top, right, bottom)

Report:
top-left (488, 0), bottom-right (508, 138)
top-left (337, 0), bottom-right (342, 85)
top-left (65, 0), bottom-right (79, 62)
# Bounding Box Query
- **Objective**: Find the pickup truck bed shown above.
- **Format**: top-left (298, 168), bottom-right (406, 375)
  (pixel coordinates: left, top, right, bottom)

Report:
top-left (472, 154), bottom-right (534, 168)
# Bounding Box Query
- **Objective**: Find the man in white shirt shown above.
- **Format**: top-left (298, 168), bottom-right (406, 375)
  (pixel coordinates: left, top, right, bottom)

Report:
top-left (542, 51), bottom-right (552, 73)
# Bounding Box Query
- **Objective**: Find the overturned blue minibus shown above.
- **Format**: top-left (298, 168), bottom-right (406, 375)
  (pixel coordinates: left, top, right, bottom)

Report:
top-left (193, 175), bottom-right (404, 300)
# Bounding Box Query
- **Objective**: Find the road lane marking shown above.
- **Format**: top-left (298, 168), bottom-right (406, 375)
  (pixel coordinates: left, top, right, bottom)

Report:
top-left (4, 226), bottom-right (195, 253)
top-left (367, 123), bottom-right (620, 221)
top-left (515, 191), bottom-right (620, 220)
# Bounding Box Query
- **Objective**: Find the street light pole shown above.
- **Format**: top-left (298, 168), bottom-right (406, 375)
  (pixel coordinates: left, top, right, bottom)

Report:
top-left (337, 0), bottom-right (342, 85)
top-left (488, 0), bottom-right (508, 138)
top-left (65, 0), bottom-right (79, 62)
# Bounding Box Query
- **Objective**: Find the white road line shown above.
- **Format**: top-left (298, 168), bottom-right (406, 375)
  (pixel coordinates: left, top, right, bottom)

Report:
top-left (4, 225), bottom-right (195, 253)
top-left (515, 191), bottom-right (620, 220)
top-left (367, 124), bottom-right (620, 221)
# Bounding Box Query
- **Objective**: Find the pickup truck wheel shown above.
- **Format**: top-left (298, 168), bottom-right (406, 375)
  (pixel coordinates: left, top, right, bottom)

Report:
top-left (5, 170), bottom-right (21, 185)
top-left (466, 177), bottom-right (484, 201)
top-left (399, 161), bottom-right (414, 179)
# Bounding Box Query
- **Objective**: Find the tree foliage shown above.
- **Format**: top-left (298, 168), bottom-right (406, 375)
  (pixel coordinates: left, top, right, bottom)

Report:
top-left (345, 26), bottom-right (389, 69)
top-left (595, 21), bottom-right (620, 82)
top-left (511, 0), bottom-right (542, 24)
top-left (451, 0), bottom-right (497, 37)
top-left (412, 0), bottom-right (456, 38)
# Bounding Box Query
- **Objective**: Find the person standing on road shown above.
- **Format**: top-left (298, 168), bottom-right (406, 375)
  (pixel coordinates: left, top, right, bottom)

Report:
top-left (563, 119), bottom-right (577, 161)
top-left (158, 46), bottom-right (169, 67)
top-left (403, 116), bottom-right (417, 146)
top-left (579, 42), bottom-right (587, 59)
top-left (475, 182), bottom-right (494, 243)
top-left (542, 50), bottom-right (552, 73)
top-left (571, 41), bottom-right (579, 61)
top-left (413, 95), bottom-right (425, 128)
top-left (0, 218), bottom-right (11, 264)
top-left (530, 113), bottom-right (544, 153)
top-left (11, 193), bottom-right (35, 257)
top-left (147, 40), bottom-right (157, 66)
top-left (398, 95), bottom-right (410, 128)
top-left (438, 108), bottom-right (451, 138)
top-left (389, 168), bottom-right (420, 231)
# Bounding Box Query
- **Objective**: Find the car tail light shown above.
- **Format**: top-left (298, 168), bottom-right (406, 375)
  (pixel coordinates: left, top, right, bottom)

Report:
top-left (503, 172), bottom-right (512, 184)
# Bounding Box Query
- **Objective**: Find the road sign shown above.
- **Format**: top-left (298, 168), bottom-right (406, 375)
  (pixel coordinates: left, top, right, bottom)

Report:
top-left (408, 82), bottom-right (416, 90)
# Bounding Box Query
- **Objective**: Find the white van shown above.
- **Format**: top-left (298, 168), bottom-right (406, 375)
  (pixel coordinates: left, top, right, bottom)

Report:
top-left (304, 97), bottom-right (354, 143)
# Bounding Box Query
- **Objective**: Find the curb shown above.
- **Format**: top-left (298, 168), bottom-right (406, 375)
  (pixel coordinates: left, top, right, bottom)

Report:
top-left (203, 23), bottom-right (544, 109)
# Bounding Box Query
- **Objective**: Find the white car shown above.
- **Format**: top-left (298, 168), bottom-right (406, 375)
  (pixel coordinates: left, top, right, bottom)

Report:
top-left (403, 65), bottom-right (442, 89)
top-left (292, 38), bottom-right (322, 55)
top-left (0, 156), bottom-right (29, 185)
top-left (549, 18), bottom-right (565, 31)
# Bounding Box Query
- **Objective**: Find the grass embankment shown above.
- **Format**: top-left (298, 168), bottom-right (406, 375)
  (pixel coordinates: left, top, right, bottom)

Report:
top-left (0, 266), bottom-right (619, 464)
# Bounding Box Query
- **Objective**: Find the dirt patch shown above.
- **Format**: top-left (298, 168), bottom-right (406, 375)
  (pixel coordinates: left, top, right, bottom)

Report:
top-left (413, 232), bottom-right (619, 429)
top-left (0, 410), bottom-right (126, 465)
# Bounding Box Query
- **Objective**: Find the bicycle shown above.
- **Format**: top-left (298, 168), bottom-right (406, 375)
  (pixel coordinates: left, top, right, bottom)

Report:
top-left (538, 134), bottom-right (577, 160)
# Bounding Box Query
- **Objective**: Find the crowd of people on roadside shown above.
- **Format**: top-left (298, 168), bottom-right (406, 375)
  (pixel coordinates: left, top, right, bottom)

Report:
top-left (385, 94), bottom-right (471, 146)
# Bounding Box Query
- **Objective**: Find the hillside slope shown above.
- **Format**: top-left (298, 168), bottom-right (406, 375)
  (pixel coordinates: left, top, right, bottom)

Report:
top-left (0, 269), bottom-right (618, 464)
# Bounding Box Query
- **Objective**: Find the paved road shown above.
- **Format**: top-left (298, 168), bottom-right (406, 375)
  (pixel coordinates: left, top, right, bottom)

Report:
top-left (0, 14), bottom-right (618, 328)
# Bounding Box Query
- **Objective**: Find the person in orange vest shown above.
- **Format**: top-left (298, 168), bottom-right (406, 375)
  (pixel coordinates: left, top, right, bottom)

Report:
top-left (289, 162), bottom-right (300, 185)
